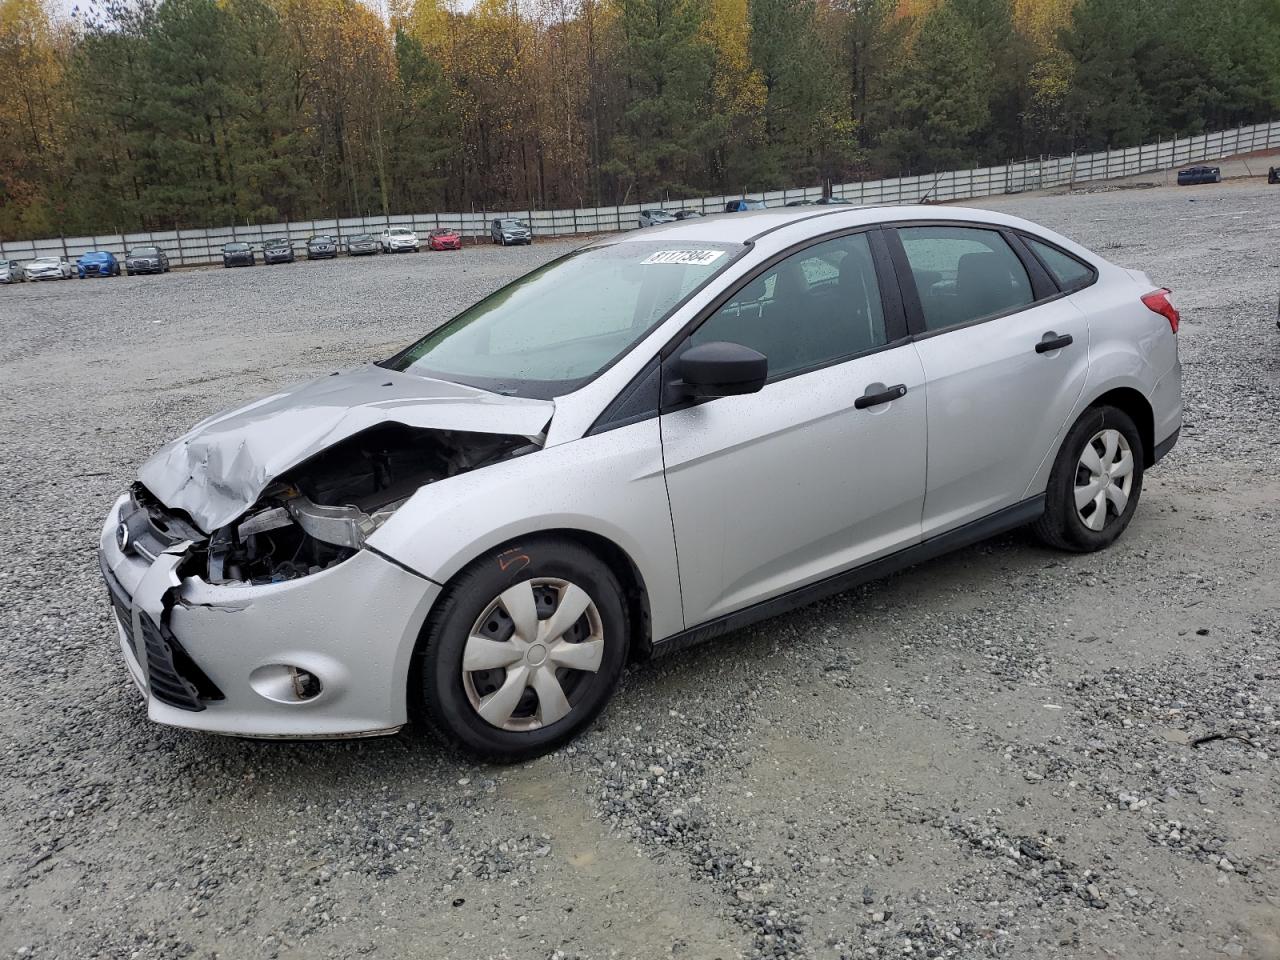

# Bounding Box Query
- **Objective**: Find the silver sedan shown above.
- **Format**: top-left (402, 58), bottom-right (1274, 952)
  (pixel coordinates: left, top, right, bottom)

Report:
top-left (99, 205), bottom-right (1182, 759)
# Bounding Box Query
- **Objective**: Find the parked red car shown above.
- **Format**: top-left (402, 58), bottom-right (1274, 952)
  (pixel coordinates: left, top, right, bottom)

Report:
top-left (427, 228), bottom-right (462, 251)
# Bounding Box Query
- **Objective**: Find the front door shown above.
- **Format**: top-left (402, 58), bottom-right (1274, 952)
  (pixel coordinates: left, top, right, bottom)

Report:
top-left (660, 231), bottom-right (929, 626)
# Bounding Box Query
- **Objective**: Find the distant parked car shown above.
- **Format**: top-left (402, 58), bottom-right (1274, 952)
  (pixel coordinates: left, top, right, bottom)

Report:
top-left (1177, 165), bottom-right (1221, 186)
top-left (347, 233), bottom-right (379, 256)
top-left (381, 227), bottom-right (420, 253)
top-left (639, 209), bottom-right (677, 228)
top-left (306, 236), bottom-right (338, 260)
top-left (262, 239), bottom-right (295, 265)
top-left (25, 256), bottom-right (73, 280)
top-left (0, 259), bottom-right (25, 283)
top-left (724, 199), bottom-right (767, 212)
top-left (427, 229), bottom-right (462, 251)
top-left (1268, 166), bottom-right (1279, 184)
top-left (77, 250), bottom-right (120, 278)
top-left (222, 243), bottom-right (255, 268)
top-left (491, 218), bottom-right (532, 245)
top-left (125, 246), bottom-right (170, 275)
top-left (673, 209), bottom-right (704, 220)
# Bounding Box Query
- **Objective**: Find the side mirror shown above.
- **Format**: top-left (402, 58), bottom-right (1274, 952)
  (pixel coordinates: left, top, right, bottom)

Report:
top-left (679, 341), bottom-right (768, 398)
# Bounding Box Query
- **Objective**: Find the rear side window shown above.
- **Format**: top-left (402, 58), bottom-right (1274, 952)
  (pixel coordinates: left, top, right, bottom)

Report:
top-left (1024, 237), bottom-right (1095, 292)
top-left (897, 226), bottom-right (1033, 332)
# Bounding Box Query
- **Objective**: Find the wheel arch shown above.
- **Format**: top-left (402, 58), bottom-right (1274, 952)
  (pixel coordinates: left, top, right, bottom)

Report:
top-left (406, 527), bottom-right (655, 708)
top-left (1088, 386), bottom-right (1155, 466)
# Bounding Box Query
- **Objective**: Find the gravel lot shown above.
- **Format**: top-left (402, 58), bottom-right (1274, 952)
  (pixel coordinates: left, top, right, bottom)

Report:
top-left (2, 180), bottom-right (1279, 960)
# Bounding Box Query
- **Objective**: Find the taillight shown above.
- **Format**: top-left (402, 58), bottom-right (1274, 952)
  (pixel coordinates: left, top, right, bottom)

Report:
top-left (1141, 288), bottom-right (1179, 334)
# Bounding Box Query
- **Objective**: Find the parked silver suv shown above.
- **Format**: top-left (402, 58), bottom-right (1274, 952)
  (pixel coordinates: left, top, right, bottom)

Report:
top-left (99, 205), bottom-right (1181, 759)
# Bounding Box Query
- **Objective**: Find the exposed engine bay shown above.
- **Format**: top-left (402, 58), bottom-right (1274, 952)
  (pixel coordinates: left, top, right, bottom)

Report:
top-left (130, 425), bottom-right (536, 585)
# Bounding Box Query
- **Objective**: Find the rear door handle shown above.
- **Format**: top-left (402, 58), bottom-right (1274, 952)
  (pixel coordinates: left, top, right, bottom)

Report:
top-left (855, 384), bottom-right (907, 409)
top-left (1035, 332), bottom-right (1074, 353)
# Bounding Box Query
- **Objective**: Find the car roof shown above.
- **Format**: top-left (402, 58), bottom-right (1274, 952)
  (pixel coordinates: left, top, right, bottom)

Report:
top-left (603, 203), bottom-right (1042, 246)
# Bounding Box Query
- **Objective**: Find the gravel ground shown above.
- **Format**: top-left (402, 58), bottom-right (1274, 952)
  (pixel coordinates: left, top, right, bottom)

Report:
top-left (1, 181), bottom-right (1279, 960)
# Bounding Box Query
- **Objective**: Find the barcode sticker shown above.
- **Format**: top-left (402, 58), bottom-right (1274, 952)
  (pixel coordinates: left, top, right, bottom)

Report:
top-left (642, 250), bottom-right (726, 266)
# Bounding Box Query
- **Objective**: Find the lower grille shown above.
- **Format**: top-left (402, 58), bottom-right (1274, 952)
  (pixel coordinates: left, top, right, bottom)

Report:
top-left (101, 556), bottom-right (223, 712)
top-left (139, 614), bottom-right (223, 711)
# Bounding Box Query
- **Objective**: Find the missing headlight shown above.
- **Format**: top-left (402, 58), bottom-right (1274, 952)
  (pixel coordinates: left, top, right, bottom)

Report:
top-left (207, 423), bottom-right (536, 584)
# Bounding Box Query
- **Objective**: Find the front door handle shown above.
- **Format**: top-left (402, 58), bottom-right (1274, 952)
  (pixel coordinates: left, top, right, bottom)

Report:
top-left (855, 383), bottom-right (907, 409)
top-left (1035, 332), bottom-right (1074, 353)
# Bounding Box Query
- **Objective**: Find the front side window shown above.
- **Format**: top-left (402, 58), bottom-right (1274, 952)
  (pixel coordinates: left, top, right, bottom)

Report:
top-left (897, 226), bottom-right (1033, 332)
top-left (388, 240), bottom-right (742, 399)
top-left (689, 232), bottom-right (887, 381)
top-left (1024, 237), bottom-right (1094, 292)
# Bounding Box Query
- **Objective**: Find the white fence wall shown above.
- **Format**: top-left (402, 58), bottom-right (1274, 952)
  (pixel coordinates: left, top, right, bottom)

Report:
top-left (3, 121), bottom-right (1276, 268)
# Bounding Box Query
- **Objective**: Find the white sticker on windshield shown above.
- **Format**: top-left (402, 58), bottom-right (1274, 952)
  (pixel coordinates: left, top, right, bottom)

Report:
top-left (642, 249), bottom-right (726, 266)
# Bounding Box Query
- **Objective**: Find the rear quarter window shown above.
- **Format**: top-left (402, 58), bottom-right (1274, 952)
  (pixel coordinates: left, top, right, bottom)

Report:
top-left (1024, 237), bottom-right (1096, 292)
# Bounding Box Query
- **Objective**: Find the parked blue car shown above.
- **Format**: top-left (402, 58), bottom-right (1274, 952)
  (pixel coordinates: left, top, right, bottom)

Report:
top-left (77, 251), bottom-right (120, 278)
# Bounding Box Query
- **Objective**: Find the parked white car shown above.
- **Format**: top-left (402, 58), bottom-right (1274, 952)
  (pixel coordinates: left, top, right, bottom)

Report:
top-left (101, 205), bottom-right (1181, 759)
top-left (381, 227), bottom-right (420, 253)
top-left (0, 259), bottom-right (26, 283)
top-left (25, 256), bottom-right (73, 280)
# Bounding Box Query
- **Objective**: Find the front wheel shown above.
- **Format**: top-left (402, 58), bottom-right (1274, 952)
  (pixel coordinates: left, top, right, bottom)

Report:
top-left (415, 537), bottom-right (629, 761)
top-left (1035, 405), bottom-right (1144, 552)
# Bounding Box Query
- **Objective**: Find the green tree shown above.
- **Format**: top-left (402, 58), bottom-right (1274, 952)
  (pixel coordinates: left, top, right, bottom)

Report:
top-left (1060, 0), bottom-right (1152, 149)
top-left (605, 0), bottom-right (714, 200)
top-left (878, 1), bottom-right (989, 172)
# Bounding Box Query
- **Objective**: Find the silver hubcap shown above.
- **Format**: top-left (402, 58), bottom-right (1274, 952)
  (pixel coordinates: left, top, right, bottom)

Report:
top-left (1075, 428), bottom-right (1134, 532)
top-left (462, 578), bottom-right (605, 732)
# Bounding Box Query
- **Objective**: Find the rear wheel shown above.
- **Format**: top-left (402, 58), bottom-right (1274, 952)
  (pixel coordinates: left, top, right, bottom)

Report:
top-left (415, 537), bottom-right (629, 761)
top-left (1035, 405), bottom-right (1143, 552)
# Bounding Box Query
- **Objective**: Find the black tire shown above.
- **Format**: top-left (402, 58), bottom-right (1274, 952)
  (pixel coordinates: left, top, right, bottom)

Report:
top-left (1035, 405), bottom-right (1144, 552)
top-left (414, 536), bottom-right (630, 761)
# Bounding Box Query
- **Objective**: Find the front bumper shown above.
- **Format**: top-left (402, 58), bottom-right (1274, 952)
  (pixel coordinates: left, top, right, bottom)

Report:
top-left (98, 495), bottom-right (440, 738)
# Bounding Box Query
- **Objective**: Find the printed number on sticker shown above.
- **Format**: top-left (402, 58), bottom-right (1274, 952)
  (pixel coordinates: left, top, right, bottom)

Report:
top-left (642, 250), bottom-right (725, 266)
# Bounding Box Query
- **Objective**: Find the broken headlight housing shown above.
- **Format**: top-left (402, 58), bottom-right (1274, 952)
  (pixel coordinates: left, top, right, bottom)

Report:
top-left (203, 423), bottom-right (536, 584)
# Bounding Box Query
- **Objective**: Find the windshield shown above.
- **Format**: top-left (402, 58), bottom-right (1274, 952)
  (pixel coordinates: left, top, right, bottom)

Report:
top-left (499, 219), bottom-right (529, 229)
top-left (130, 247), bottom-right (160, 256)
top-left (311, 236), bottom-right (333, 243)
top-left (225, 243), bottom-right (249, 252)
top-left (352, 234), bottom-right (373, 242)
top-left (387, 240), bottom-right (743, 399)
top-left (389, 228), bottom-right (412, 236)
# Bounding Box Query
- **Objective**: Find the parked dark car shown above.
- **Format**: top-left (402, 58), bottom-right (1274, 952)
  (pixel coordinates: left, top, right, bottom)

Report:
top-left (125, 246), bottom-right (170, 275)
top-left (262, 238), bottom-right (295, 264)
top-left (77, 250), bottom-right (120, 278)
top-left (491, 218), bottom-right (533, 245)
top-left (1268, 166), bottom-right (1279, 184)
top-left (724, 198), bottom-right (767, 212)
top-left (347, 233), bottom-right (380, 256)
top-left (673, 209), bottom-right (704, 220)
top-left (1177, 165), bottom-right (1221, 186)
top-left (307, 235), bottom-right (338, 260)
top-left (222, 242), bottom-right (255, 267)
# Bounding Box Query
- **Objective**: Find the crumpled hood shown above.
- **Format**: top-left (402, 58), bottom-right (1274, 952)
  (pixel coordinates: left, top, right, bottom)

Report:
top-left (138, 364), bottom-right (554, 533)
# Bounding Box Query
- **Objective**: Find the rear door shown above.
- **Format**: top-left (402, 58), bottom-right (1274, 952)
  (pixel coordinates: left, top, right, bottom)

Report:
top-left (660, 230), bottom-right (928, 626)
top-left (886, 223), bottom-right (1090, 538)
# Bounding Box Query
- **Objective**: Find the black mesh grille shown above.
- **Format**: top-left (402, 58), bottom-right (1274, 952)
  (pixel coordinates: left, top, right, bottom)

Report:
top-left (139, 615), bottom-right (223, 711)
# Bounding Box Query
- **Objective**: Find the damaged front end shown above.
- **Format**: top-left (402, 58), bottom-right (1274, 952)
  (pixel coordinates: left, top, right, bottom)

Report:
top-left (130, 424), bottom-right (537, 585)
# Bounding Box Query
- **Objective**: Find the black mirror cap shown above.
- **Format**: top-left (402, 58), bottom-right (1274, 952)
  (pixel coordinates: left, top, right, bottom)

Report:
top-left (679, 341), bottom-right (768, 397)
